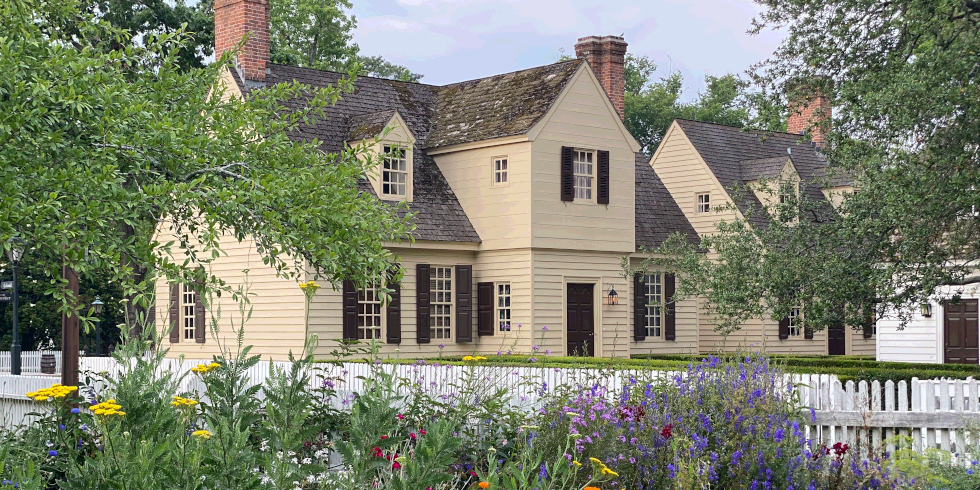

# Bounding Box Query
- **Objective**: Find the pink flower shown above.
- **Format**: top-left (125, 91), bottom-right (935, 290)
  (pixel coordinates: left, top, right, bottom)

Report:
top-left (396, 414), bottom-right (405, 420)
top-left (419, 429), bottom-right (426, 435)
top-left (380, 435), bottom-right (388, 440)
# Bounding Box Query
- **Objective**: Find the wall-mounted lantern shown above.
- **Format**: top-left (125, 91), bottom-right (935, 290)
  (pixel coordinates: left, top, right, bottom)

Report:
top-left (920, 303), bottom-right (933, 318)
top-left (605, 286), bottom-right (619, 306)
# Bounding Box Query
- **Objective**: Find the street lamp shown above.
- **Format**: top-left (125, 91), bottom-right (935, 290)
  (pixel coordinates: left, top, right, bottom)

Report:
top-left (6, 237), bottom-right (26, 375)
top-left (91, 297), bottom-right (104, 357)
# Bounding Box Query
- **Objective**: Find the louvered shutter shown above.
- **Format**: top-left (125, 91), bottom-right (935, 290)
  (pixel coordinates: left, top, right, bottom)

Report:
top-left (416, 264), bottom-right (431, 343)
top-left (597, 150), bottom-right (610, 205)
top-left (633, 273), bottom-right (646, 341)
top-left (169, 283), bottom-right (180, 343)
top-left (664, 273), bottom-right (676, 341)
top-left (778, 316), bottom-right (790, 340)
top-left (862, 309), bottom-right (875, 339)
top-left (342, 280), bottom-right (358, 341)
top-left (387, 280), bottom-right (401, 344)
top-left (455, 265), bottom-right (473, 343)
top-left (146, 305), bottom-right (155, 332)
top-left (560, 146), bottom-right (574, 201)
top-left (478, 282), bottom-right (494, 337)
top-left (804, 325), bottom-right (814, 339)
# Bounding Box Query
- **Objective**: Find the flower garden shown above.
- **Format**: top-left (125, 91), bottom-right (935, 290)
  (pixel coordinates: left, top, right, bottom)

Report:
top-left (2, 335), bottom-right (979, 490)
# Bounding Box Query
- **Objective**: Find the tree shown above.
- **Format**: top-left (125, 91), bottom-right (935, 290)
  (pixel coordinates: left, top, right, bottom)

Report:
top-left (652, 0), bottom-right (980, 332)
top-left (0, 0), bottom-right (411, 330)
top-left (623, 55), bottom-right (755, 155)
top-left (269, 0), bottom-right (422, 82)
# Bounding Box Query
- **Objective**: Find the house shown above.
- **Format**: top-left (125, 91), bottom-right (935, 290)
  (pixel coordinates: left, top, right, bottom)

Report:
top-left (153, 0), bottom-right (703, 360)
top-left (649, 114), bottom-right (874, 356)
top-left (876, 281), bottom-right (980, 364)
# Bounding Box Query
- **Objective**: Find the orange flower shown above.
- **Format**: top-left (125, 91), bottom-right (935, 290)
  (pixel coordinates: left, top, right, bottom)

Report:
top-left (478, 482), bottom-right (489, 489)
top-left (584, 487), bottom-right (601, 490)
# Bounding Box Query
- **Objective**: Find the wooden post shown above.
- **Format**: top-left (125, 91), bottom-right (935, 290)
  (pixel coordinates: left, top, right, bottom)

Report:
top-left (60, 265), bottom-right (79, 388)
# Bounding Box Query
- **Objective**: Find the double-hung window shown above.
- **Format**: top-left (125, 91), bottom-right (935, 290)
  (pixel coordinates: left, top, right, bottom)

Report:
top-left (788, 307), bottom-right (802, 336)
top-left (643, 274), bottom-right (663, 338)
top-left (573, 150), bottom-right (594, 200)
top-left (430, 267), bottom-right (453, 339)
top-left (382, 145), bottom-right (408, 197)
top-left (181, 283), bottom-right (196, 341)
top-left (357, 284), bottom-right (383, 340)
top-left (497, 283), bottom-right (511, 332)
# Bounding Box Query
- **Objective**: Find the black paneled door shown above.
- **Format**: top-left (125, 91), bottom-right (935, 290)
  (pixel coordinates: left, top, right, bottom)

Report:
top-left (566, 283), bottom-right (595, 356)
top-left (944, 299), bottom-right (979, 364)
top-left (828, 325), bottom-right (846, 355)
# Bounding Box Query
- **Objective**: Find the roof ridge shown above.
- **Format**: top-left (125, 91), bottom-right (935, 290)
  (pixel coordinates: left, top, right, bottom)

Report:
top-left (266, 63), bottom-right (442, 88)
top-left (674, 118), bottom-right (813, 141)
top-left (439, 59), bottom-right (583, 88)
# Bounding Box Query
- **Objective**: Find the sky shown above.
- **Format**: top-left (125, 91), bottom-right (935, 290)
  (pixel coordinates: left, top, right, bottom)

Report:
top-left (348, 0), bottom-right (786, 100)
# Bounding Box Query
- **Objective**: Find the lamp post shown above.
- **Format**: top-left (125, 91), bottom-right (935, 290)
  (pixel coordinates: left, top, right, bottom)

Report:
top-left (91, 297), bottom-right (104, 357)
top-left (7, 237), bottom-right (26, 375)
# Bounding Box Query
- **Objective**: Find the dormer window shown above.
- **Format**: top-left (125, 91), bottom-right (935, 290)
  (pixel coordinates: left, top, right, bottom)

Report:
top-left (573, 149), bottom-right (594, 200)
top-left (382, 145), bottom-right (408, 197)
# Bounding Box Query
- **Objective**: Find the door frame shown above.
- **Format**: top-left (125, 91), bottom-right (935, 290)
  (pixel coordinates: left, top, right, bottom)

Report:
top-left (562, 276), bottom-right (602, 357)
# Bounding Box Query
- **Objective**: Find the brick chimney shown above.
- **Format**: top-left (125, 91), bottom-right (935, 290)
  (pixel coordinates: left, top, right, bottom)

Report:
top-left (215, 0), bottom-right (270, 82)
top-left (574, 35), bottom-right (628, 120)
top-left (787, 81), bottom-right (832, 148)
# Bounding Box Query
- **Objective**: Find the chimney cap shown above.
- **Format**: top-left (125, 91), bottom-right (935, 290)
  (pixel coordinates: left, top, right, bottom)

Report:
top-left (576, 35), bottom-right (627, 44)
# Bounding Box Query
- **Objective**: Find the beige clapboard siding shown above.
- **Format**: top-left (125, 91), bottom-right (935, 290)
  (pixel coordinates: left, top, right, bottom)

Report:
top-left (473, 249), bottom-right (535, 355)
top-left (431, 142), bottom-right (533, 250)
top-left (153, 226), bottom-right (308, 360)
top-left (530, 250), bottom-right (631, 358)
top-left (849, 329), bottom-right (876, 356)
top-left (529, 70), bottom-right (635, 253)
top-left (627, 258), bottom-right (699, 355)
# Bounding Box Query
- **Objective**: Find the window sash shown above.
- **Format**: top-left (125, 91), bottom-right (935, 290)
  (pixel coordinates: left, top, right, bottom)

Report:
top-left (788, 307), bottom-right (802, 336)
top-left (496, 283), bottom-right (511, 332)
top-left (357, 284), bottom-right (384, 340)
top-left (643, 274), bottom-right (663, 338)
top-left (494, 158), bottom-right (508, 184)
top-left (382, 146), bottom-right (408, 196)
top-left (573, 150), bottom-right (594, 200)
top-left (430, 267), bottom-right (453, 339)
top-left (697, 193), bottom-right (710, 213)
top-left (181, 283), bottom-right (195, 341)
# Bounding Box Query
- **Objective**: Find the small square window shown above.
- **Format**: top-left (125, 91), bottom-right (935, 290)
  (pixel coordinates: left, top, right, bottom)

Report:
top-left (493, 157), bottom-right (508, 185)
top-left (382, 145), bottom-right (408, 197)
top-left (573, 150), bottom-right (594, 200)
top-left (697, 193), bottom-right (710, 213)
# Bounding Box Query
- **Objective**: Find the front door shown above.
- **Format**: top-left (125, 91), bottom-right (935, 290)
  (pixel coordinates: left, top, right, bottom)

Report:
top-left (566, 283), bottom-right (595, 356)
top-left (944, 299), bottom-right (979, 364)
top-left (828, 325), bottom-right (846, 355)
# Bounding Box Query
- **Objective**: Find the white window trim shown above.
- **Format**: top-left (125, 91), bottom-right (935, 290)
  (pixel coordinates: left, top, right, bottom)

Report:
top-left (430, 266), bottom-right (454, 340)
top-left (357, 284), bottom-right (385, 341)
top-left (643, 274), bottom-right (663, 339)
top-left (181, 283), bottom-right (196, 341)
top-left (496, 282), bottom-right (511, 332)
top-left (492, 155), bottom-right (509, 187)
top-left (697, 193), bottom-right (710, 214)
top-left (788, 306), bottom-right (802, 337)
top-left (573, 149), bottom-right (596, 203)
top-left (380, 144), bottom-right (409, 199)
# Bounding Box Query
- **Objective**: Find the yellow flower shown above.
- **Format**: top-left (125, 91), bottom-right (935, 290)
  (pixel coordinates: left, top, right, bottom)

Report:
top-left (171, 396), bottom-right (199, 407)
top-left (473, 356), bottom-right (487, 361)
top-left (602, 468), bottom-right (620, 477)
top-left (589, 457), bottom-right (602, 464)
top-left (191, 362), bottom-right (220, 374)
top-left (572, 460), bottom-right (582, 467)
top-left (299, 281), bottom-right (320, 294)
top-left (26, 383), bottom-right (78, 402)
top-left (90, 400), bottom-right (126, 418)
top-left (191, 429), bottom-right (212, 440)
top-left (462, 356), bottom-right (474, 361)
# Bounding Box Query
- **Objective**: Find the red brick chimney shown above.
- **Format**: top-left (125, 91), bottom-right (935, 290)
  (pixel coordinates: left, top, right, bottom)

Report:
top-left (215, 0), bottom-right (270, 82)
top-left (574, 35), bottom-right (628, 120)
top-left (787, 83), bottom-right (832, 148)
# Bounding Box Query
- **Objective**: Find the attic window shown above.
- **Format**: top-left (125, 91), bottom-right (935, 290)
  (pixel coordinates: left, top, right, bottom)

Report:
top-left (493, 157), bottom-right (508, 185)
top-left (382, 145), bottom-right (408, 197)
top-left (697, 193), bottom-right (710, 213)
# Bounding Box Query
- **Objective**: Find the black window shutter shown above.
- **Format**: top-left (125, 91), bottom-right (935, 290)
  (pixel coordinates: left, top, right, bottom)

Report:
top-left (455, 265), bottom-right (473, 343)
top-left (386, 280), bottom-right (401, 344)
top-left (778, 316), bottom-right (790, 340)
top-left (633, 273), bottom-right (646, 341)
top-left (804, 325), bottom-right (814, 339)
top-left (664, 273), bottom-right (676, 341)
top-left (560, 146), bottom-right (574, 201)
top-left (478, 282), bottom-right (494, 336)
top-left (416, 264), bottom-right (431, 343)
top-left (342, 279), bottom-right (358, 341)
top-left (169, 283), bottom-right (180, 343)
top-left (597, 150), bottom-right (610, 205)
top-left (147, 305), bottom-right (155, 329)
top-left (862, 309), bottom-right (874, 339)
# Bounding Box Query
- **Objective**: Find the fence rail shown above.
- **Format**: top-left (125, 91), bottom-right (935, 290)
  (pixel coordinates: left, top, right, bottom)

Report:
top-left (2, 355), bottom-right (980, 459)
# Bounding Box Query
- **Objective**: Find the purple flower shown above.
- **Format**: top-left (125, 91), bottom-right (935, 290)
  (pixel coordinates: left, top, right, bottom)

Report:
top-left (533, 345), bottom-right (540, 351)
top-left (70, 408), bottom-right (80, 414)
top-left (59, 424), bottom-right (65, 431)
top-left (542, 325), bottom-right (548, 331)
top-left (48, 450), bottom-right (58, 457)
top-left (545, 350), bottom-right (551, 355)
top-left (439, 343), bottom-right (445, 349)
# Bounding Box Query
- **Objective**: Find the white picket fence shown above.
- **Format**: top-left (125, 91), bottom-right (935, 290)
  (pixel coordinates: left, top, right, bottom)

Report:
top-left (0, 350), bottom-right (69, 374)
top-left (3, 357), bottom-right (980, 460)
